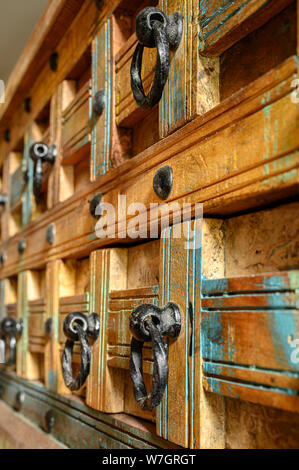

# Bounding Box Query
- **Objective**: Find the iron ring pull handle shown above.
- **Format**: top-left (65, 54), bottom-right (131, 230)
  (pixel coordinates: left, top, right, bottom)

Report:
top-left (29, 142), bottom-right (57, 199)
top-left (129, 302), bottom-right (181, 411)
top-left (61, 312), bottom-right (100, 392)
top-left (0, 317), bottom-right (23, 366)
top-left (130, 7), bottom-right (183, 110)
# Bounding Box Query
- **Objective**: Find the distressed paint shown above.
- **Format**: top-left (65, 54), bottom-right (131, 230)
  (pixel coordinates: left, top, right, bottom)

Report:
top-left (91, 19), bottom-right (112, 180)
top-left (159, 0), bottom-right (219, 137)
top-left (201, 270), bottom-right (299, 411)
top-left (157, 220), bottom-right (201, 448)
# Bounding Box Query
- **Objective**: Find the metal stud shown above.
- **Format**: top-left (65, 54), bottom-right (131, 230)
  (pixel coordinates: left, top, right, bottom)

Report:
top-left (15, 391), bottom-right (25, 412)
top-left (153, 165), bottom-right (173, 200)
top-left (18, 239), bottom-right (26, 255)
top-left (49, 52), bottom-right (58, 72)
top-left (93, 90), bottom-right (105, 116)
top-left (89, 193), bottom-right (103, 219)
top-left (44, 410), bottom-right (55, 434)
top-left (46, 223), bottom-right (56, 245)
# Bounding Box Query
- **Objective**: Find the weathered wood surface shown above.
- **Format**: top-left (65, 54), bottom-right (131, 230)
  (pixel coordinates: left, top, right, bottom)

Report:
top-left (0, 56), bottom-right (297, 277)
top-left (0, 370), bottom-right (179, 449)
top-left (201, 270), bottom-right (299, 412)
top-left (0, 401), bottom-right (64, 449)
top-left (0, 0), bottom-right (123, 165)
top-left (198, 0), bottom-right (293, 56)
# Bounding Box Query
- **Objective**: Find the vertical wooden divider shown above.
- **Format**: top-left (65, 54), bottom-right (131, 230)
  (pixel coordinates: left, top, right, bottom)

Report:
top-left (87, 248), bottom-right (128, 412)
top-left (45, 260), bottom-right (61, 391)
top-left (158, 0), bottom-right (219, 138)
top-left (157, 220), bottom-right (201, 448)
top-left (1, 155), bottom-right (10, 240)
top-left (91, 18), bottom-right (113, 180)
top-left (48, 86), bottom-right (63, 208)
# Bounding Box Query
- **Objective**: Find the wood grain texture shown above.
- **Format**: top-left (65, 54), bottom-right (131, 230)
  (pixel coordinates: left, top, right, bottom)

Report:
top-left (198, 0), bottom-right (293, 56)
top-left (159, 0), bottom-right (219, 137)
top-left (0, 370), bottom-right (179, 449)
top-left (0, 56), bottom-right (297, 278)
top-left (201, 271), bottom-right (299, 412)
top-left (91, 19), bottom-right (113, 179)
top-left (0, 0), bottom-right (123, 165)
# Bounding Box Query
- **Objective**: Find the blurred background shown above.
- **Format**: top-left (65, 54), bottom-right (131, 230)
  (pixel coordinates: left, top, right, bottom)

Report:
top-left (0, 0), bottom-right (49, 84)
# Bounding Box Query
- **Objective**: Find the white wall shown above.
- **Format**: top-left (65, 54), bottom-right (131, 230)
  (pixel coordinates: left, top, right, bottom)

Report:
top-left (0, 0), bottom-right (49, 84)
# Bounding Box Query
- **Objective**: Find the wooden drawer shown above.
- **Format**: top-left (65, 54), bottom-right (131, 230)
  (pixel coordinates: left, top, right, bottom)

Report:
top-left (61, 80), bottom-right (92, 163)
top-left (86, 221), bottom-right (202, 448)
top-left (200, 201), bottom-right (299, 414)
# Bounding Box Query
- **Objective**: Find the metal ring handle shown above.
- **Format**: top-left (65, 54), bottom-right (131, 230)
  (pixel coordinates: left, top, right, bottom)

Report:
top-left (29, 142), bottom-right (57, 199)
top-left (0, 318), bottom-right (23, 366)
top-left (131, 21), bottom-right (169, 110)
top-left (4, 333), bottom-right (17, 366)
top-left (62, 323), bottom-right (91, 391)
top-left (130, 320), bottom-right (168, 411)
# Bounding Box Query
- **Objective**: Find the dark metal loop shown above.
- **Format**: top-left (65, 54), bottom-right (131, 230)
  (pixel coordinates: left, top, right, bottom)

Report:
top-left (29, 142), bottom-right (57, 199)
top-left (129, 302), bottom-right (181, 410)
top-left (130, 320), bottom-right (168, 411)
top-left (61, 312), bottom-right (100, 391)
top-left (0, 317), bottom-right (23, 366)
top-left (131, 7), bottom-right (183, 110)
top-left (62, 323), bottom-right (91, 392)
top-left (63, 312), bottom-right (88, 342)
top-left (131, 22), bottom-right (169, 110)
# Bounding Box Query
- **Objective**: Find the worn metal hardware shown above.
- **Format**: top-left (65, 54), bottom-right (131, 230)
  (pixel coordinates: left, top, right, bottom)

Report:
top-left (45, 223), bottom-right (56, 245)
top-left (15, 390), bottom-right (25, 412)
top-left (0, 193), bottom-right (8, 206)
top-left (94, 0), bottom-right (104, 9)
top-left (153, 165), bottom-right (173, 200)
top-left (49, 52), bottom-right (58, 72)
top-left (18, 238), bottom-right (26, 255)
top-left (43, 409), bottom-right (55, 434)
top-left (24, 97), bottom-right (31, 113)
top-left (0, 340), bottom-right (5, 365)
top-left (62, 312), bottom-right (100, 391)
top-left (93, 90), bottom-right (105, 116)
top-left (131, 7), bottom-right (183, 109)
top-left (4, 129), bottom-right (10, 143)
top-left (0, 317), bottom-right (23, 366)
top-left (30, 142), bottom-right (57, 199)
top-left (129, 302), bottom-right (181, 411)
top-left (89, 193), bottom-right (103, 219)
top-left (44, 318), bottom-right (53, 339)
top-left (0, 252), bottom-right (6, 266)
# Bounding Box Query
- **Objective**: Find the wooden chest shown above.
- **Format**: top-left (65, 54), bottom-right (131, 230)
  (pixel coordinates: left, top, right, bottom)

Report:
top-left (0, 0), bottom-right (298, 449)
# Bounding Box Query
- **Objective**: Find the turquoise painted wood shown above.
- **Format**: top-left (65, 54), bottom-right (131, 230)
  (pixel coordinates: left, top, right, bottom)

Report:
top-left (91, 18), bottom-right (112, 179)
top-left (0, 371), bottom-right (176, 449)
top-left (157, 220), bottom-right (201, 448)
top-left (201, 270), bottom-right (299, 412)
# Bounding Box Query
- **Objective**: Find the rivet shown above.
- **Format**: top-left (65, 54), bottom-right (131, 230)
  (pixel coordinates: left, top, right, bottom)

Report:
top-left (153, 165), bottom-right (173, 200)
top-left (46, 223), bottom-right (56, 245)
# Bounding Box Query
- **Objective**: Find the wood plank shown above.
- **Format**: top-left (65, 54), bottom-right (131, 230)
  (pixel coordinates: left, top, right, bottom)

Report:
top-left (198, 0), bottom-right (293, 56)
top-left (91, 19), bottom-right (113, 179)
top-left (159, 0), bottom-right (219, 137)
top-left (156, 220), bottom-right (202, 448)
top-left (0, 0), bottom-right (84, 126)
top-left (0, 57), bottom-right (297, 277)
top-left (0, 0), bottom-right (123, 164)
